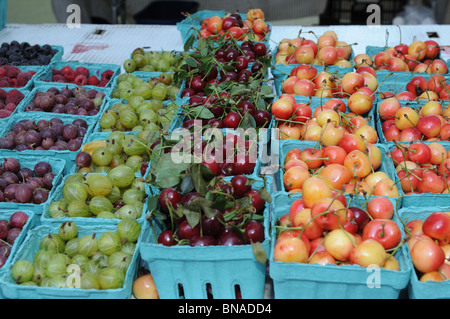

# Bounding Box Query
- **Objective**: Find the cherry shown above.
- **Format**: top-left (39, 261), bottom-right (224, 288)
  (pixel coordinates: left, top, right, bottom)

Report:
top-left (178, 220), bottom-right (200, 240)
top-left (215, 48), bottom-right (226, 59)
top-left (202, 211), bottom-right (225, 238)
top-left (245, 189), bottom-right (265, 213)
top-left (222, 16), bottom-right (239, 30)
top-left (189, 95), bottom-right (204, 105)
top-left (189, 235), bottom-right (217, 247)
top-left (140, 162), bottom-right (149, 176)
top-left (217, 230), bottom-right (245, 246)
top-left (209, 105), bottom-right (225, 117)
top-left (225, 48), bottom-right (239, 62)
top-left (240, 41), bottom-right (254, 51)
top-left (207, 118), bottom-right (225, 128)
top-left (231, 175), bottom-right (251, 198)
top-left (189, 75), bottom-right (207, 92)
top-left (158, 188), bottom-right (183, 213)
top-left (251, 61), bottom-right (264, 74)
top-left (181, 192), bottom-right (203, 206)
top-left (234, 56), bottom-right (249, 71)
top-left (158, 230), bottom-right (177, 246)
top-left (224, 111), bottom-right (242, 129)
top-left (253, 109), bottom-right (272, 128)
top-left (253, 42), bottom-right (267, 56)
top-left (237, 100), bottom-right (256, 116)
top-left (237, 69), bottom-right (252, 83)
top-left (232, 156), bottom-right (256, 175)
top-left (221, 71), bottom-right (237, 83)
top-left (244, 220), bottom-right (265, 243)
top-left (181, 88), bottom-right (196, 98)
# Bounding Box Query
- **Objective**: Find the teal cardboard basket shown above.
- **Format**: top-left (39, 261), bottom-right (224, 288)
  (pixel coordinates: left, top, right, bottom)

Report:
top-left (0, 209), bottom-right (37, 299)
top-left (40, 172), bottom-right (152, 227)
top-left (0, 0), bottom-right (6, 31)
top-left (176, 10), bottom-right (272, 50)
top-left (269, 191), bottom-right (412, 299)
top-left (385, 141), bottom-right (450, 208)
top-left (0, 112), bottom-right (95, 175)
top-left (139, 176), bottom-right (273, 299)
top-left (0, 221), bottom-right (146, 299)
top-left (397, 207), bottom-right (450, 299)
top-left (15, 83), bottom-right (111, 121)
top-left (0, 155), bottom-right (66, 215)
top-left (34, 61), bottom-right (121, 89)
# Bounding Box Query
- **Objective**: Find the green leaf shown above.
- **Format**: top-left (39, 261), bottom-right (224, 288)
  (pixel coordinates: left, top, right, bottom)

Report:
top-left (258, 188), bottom-right (273, 204)
top-left (184, 34), bottom-right (195, 52)
top-left (190, 163), bottom-right (208, 195)
top-left (252, 242), bottom-right (267, 264)
top-left (147, 195), bottom-right (159, 212)
top-left (240, 112), bottom-right (257, 130)
top-left (183, 208), bottom-right (201, 229)
top-left (190, 105), bottom-right (215, 119)
top-left (180, 175), bottom-right (195, 194)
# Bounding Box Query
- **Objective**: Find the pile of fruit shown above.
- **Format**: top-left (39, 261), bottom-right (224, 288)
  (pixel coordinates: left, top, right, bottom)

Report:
top-left (405, 211), bottom-right (450, 282)
top-left (10, 219), bottom-right (141, 289)
top-left (281, 142), bottom-right (398, 198)
top-left (367, 40), bottom-right (447, 74)
top-left (46, 166), bottom-right (147, 221)
top-left (0, 158), bottom-right (58, 204)
top-left (274, 31), bottom-right (353, 68)
top-left (0, 212), bottom-right (29, 268)
top-left (98, 99), bottom-right (179, 133)
top-left (110, 73), bottom-right (180, 102)
top-left (0, 41), bottom-right (59, 66)
top-left (24, 86), bottom-right (107, 116)
top-left (124, 49), bottom-right (187, 73)
top-left (192, 9), bottom-right (270, 42)
top-left (0, 65), bottom-right (37, 88)
top-left (75, 132), bottom-right (155, 176)
top-left (0, 88), bottom-right (26, 119)
top-left (274, 94), bottom-right (377, 142)
top-left (155, 174), bottom-right (269, 247)
top-left (49, 65), bottom-right (116, 87)
top-left (389, 141), bottom-right (450, 195)
top-left (379, 98), bottom-right (450, 142)
top-left (0, 118), bottom-right (88, 152)
top-left (273, 192), bottom-right (402, 269)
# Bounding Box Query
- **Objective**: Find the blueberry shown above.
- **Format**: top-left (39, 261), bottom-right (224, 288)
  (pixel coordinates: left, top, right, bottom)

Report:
top-left (20, 42), bottom-right (30, 49)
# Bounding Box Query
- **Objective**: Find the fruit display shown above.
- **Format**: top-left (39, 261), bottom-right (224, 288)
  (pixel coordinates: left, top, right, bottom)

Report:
top-left (181, 9), bottom-right (271, 45)
top-left (0, 88), bottom-right (26, 119)
top-left (366, 40), bottom-right (447, 74)
top-left (274, 95), bottom-right (377, 142)
top-left (0, 117), bottom-right (88, 152)
top-left (279, 65), bottom-right (378, 104)
top-left (22, 86), bottom-right (107, 116)
top-left (147, 131), bottom-right (260, 186)
top-left (124, 49), bottom-right (187, 73)
top-left (378, 98), bottom-right (450, 142)
top-left (280, 142), bottom-right (398, 198)
top-left (98, 99), bottom-right (179, 133)
top-left (403, 211), bottom-right (450, 283)
top-left (388, 141), bottom-right (450, 195)
top-left (0, 211), bottom-right (30, 269)
top-left (273, 193), bottom-right (402, 269)
top-left (0, 65), bottom-right (37, 88)
top-left (8, 219), bottom-right (141, 289)
top-left (110, 72), bottom-right (181, 102)
top-left (0, 157), bottom-right (61, 205)
top-left (152, 174), bottom-right (270, 247)
top-left (380, 74), bottom-right (450, 102)
top-left (44, 64), bottom-right (117, 87)
top-left (45, 168), bottom-right (148, 221)
top-left (0, 41), bottom-right (60, 66)
top-left (274, 31), bottom-right (354, 68)
top-left (74, 132), bottom-right (157, 176)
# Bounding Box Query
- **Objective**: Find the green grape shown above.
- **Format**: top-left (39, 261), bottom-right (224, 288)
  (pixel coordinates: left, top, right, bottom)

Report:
top-left (77, 234), bottom-right (99, 258)
top-left (67, 200), bottom-right (90, 218)
top-left (98, 232), bottom-right (122, 256)
top-left (58, 221), bottom-right (78, 241)
top-left (123, 59), bottom-right (136, 73)
top-left (89, 196), bottom-right (114, 216)
top-left (98, 267), bottom-right (125, 290)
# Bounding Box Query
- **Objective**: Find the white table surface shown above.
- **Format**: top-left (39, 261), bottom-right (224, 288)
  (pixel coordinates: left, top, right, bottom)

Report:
top-left (2, 23), bottom-right (450, 68)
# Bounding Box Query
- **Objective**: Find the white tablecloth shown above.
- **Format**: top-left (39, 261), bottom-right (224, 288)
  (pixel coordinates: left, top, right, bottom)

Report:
top-left (1, 23), bottom-right (450, 67)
